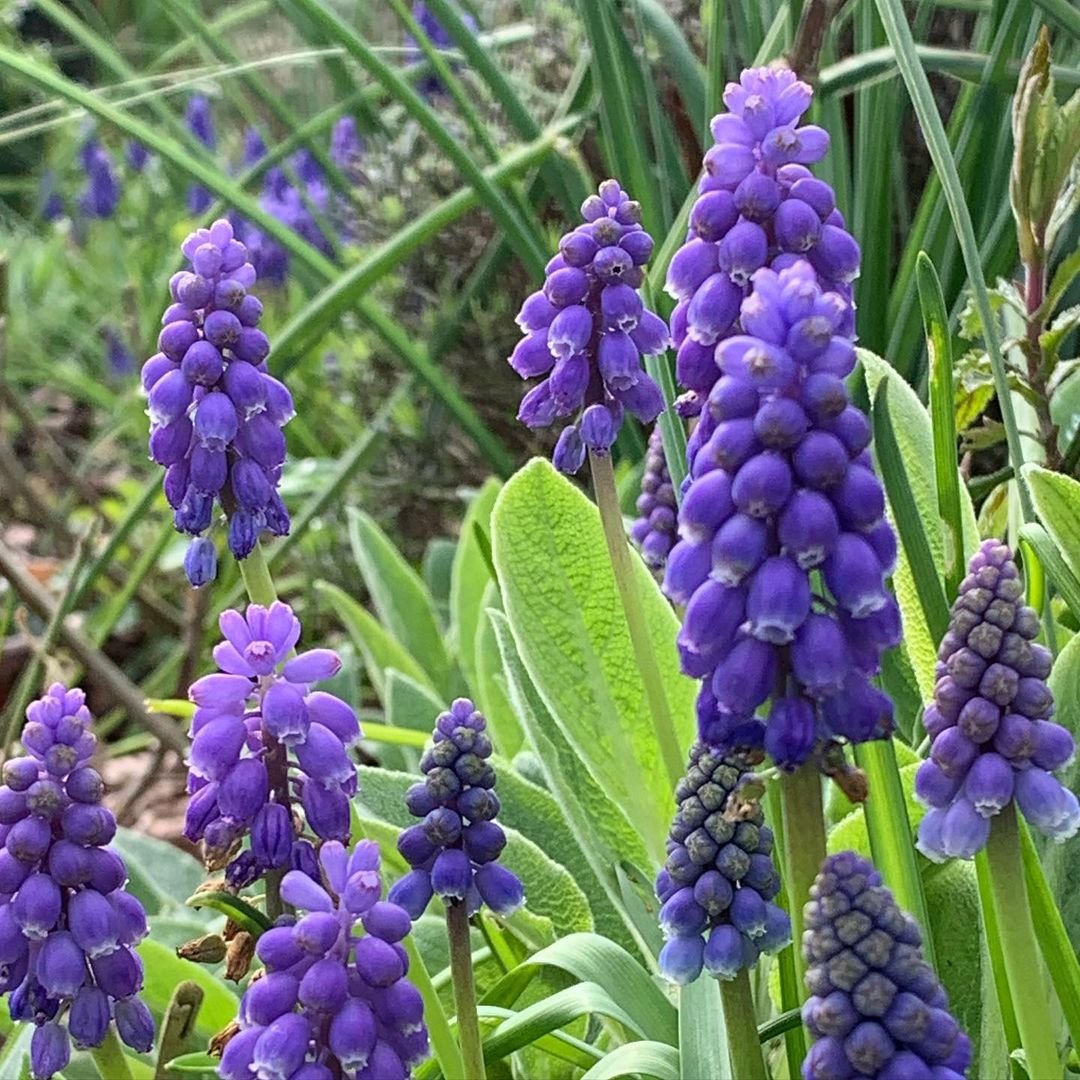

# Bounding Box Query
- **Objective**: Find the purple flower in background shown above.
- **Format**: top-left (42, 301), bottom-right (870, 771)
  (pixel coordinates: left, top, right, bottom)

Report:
top-left (330, 115), bottom-right (364, 175)
top-left (185, 94), bottom-right (216, 215)
top-left (666, 66), bottom-right (859, 412)
top-left (142, 217), bottom-right (292, 583)
top-left (509, 179), bottom-right (668, 474)
top-left (664, 261), bottom-right (898, 766)
top-left (802, 851), bottom-right (971, 1079)
top-left (102, 327), bottom-right (135, 376)
top-left (38, 171), bottom-right (64, 222)
top-left (631, 427), bottom-right (678, 570)
top-left (78, 140), bottom-right (120, 219)
top-left (220, 841), bottom-right (428, 1080)
top-left (407, 1), bottom-right (477, 98)
top-left (655, 742), bottom-right (789, 985)
top-left (125, 141), bottom-right (150, 173)
top-left (0, 685), bottom-right (153, 1079)
top-left (916, 540), bottom-right (1078, 860)
top-left (185, 602), bottom-right (361, 885)
top-left (389, 699), bottom-right (524, 921)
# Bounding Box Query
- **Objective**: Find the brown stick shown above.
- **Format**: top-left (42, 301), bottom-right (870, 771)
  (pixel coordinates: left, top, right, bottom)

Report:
top-left (788, 0), bottom-right (838, 80)
top-left (0, 538), bottom-right (187, 753)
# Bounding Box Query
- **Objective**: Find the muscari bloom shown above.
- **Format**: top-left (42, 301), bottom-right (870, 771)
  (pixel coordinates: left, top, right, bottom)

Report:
top-left (103, 327), bottom-right (135, 377)
top-left (186, 94), bottom-right (217, 215)
top-left (38, 171), bottom-right (64, 223)
top-left (184, 602), bottom-right (361, 889)
top-left (125, 141), bottom-right (150, 173)
top-left (655, 742), bottom-right (789, 985)
top-left (78, 139), bottom-right (120, 220)
top-left (0, 685), bottom-right (154, 1079)
top-left (803, 851), bottom-right (971, 1079)
top-left (142, 217), bottom-right (293, 585)
top-left (631, 427), bottom-right (678, 571)
top-left (662, 68), bottom-right (898, 769)
top-left (509, 179), bottom-right (668, 474)
top-left (407, 1), bottom-right (477, 98)
top-left (330, 115), bottom-right (364, 175)
top-left (389, 699), bottom-right (524, 920)
top-left (667, 67), bottom-right (859, 414)
top-left (219, 840), bottom-right (429, 1080)
top-left (915, 540), bottom-right (1078, 861)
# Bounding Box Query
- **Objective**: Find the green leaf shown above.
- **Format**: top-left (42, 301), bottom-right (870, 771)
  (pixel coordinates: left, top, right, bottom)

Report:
top-left (423, 538), bottom-right (457, 627)
top-left (1018, 523), bottom-right (1080, 621)
top-left (1024, 465), bottom-right (1080, 590)
top-left (164, 1052), bottom-right (220, 1077)
top-left (473, 591), bottom-right (526, 757)
top-left (490, 459), bottom-right (695, 863)
top-left (385, 669), bottom-right (445, 734)
top-left (488, 610), bottom-right (655, 951)
top-left (355, 766), bottom-right (594, 937)
top-left (136, 940), bottom-right (238, 1039)
top-left (860, 350), bottom-right (979, 699)
top-left (488, 762), bottom-right (643, 954)
top-left (315, 580), bottom-right (435, 701)
top-left (678, 977), bottom-right (731, 1080)
top-left (582, 1041), bottom-right (680, 1080)
top-left (450, 478), bottom-right (501, 695)
top-left (110, 829), bottom-right (209, 921)
top-left (348, 509), bottom-right (453, 697)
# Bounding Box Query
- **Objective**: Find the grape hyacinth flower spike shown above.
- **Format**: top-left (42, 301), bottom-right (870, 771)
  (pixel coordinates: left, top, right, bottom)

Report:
top-left (916, 540), bottom-right (1078, 860)
top-left (0, 685), bottom-right (154, 1079)
top-left (389, 699), bottom-right (524, 920)
top-left (655, 742), bottom-right (789, 984)
top-left (666, 66), bottom-right (860, 410)
top-left (185, 601), bottom-right (361, 888)
top-left (509, 179), bottom-right (669, 474)
top-left (803, 851), bottom-right (971, 1079)
top-left (664, 260), bottom-right (899, 767)
top-left (630, 427), bottom-right (678, 571)
top-left (142, 217), bottom-right (294, 585)
top-left (78, 139), bottom-right (120, 220)
top-left (219, 840), bottom-right (429, 1080)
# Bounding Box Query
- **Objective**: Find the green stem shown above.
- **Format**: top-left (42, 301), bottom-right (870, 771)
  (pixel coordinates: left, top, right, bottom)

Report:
top-left (588, 450), bottom-right (684, 790)
top-left (238, 541), bottom-right (287, 918)
top-left (90, 1025), bottom-right (134, 1080)
top-left (778, 765), bottom-right (826, 996)
top-left (446, 899), bottom-right (486, 1080)
top-left (984, 804), bottom-right (1062, 1079)
top-left (401, 933), bottom-right (467, 1080)
top-left (974, 851), bottom-right (1021, 1055)
top-left (719, 970), bottom-right (768, 1080)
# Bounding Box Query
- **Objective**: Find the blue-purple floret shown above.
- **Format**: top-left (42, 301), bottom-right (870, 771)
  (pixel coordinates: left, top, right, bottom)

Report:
top-left (219, 840), bottom-right (429, 1080)
top-left (631, 427), bottom-right (678, 570)
top-left (389, 699), bottom-right (524, 920)
top-left (655, 742), bottom-right (789, 985)
top-left (78, 139), bottom-right (120, 220)
top-left (803, 851), bottom-right (971, 1079)
top-left (142, 217), bottom-right (293, 584)
top-left (662, 67), bottom-right (898, 769)
top-left (0, 685), bottom-right (153, 1080)
top-left (407, 1), bottom-right (477, 98)
top-left (510, 179), bottom-right (668, 474)
top-left (184, 602), bottom-right (362, 888)
top-left (915, 540), bottom-right (1078, 861)
top-left (185, 94), bottom-right (216, 215)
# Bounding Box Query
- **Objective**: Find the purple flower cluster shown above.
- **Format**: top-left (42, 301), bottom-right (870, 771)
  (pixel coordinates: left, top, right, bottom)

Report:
top-left (78, 138), bottom-right (120, 220)
top-left (916, 540), bottom-right (1078, 860)
top-left (219, 840), bottom-right (429, 1080)
top-left (186, 94), bottom-right (216, 215)
top-left (184, 602), bottom-right (361, 887)
top-left (388, 699), bottom-right (524, 920)
top-left (407, 1), bottom-right (477, 99)
top-left (631, 427), bottom-right (678, 570)
top-left (655, 743), bottom-right (789, 984)
top-left (666, 67), bottom-right (859, 414)
top-left (142, 217), bottom-right (293, 585)
top-left (510, 179), bottom-right (668, 474)
top-left (0, 686), bottom-right (153, 1080)
top-left (802, 851), bottom-right (971, 1079)
top-left (663, 260), bottom-right (899, 767)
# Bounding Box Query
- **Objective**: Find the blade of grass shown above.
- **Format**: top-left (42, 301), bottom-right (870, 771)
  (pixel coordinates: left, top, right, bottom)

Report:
top-left (1032, 0), bottom-right (1080, 38)
top-left (1019, 523), bottom-right (1080, 621)
top-left (277, 0), bottom-right (549, 277)
top-left (917, 252), bottom-right (964, 599)
top-left (874, 0), bottom-right (1033, 522)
